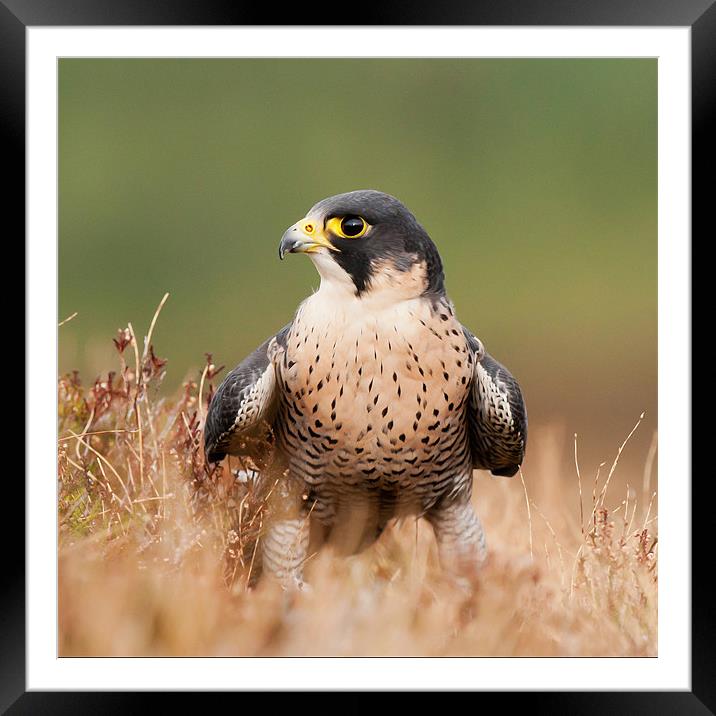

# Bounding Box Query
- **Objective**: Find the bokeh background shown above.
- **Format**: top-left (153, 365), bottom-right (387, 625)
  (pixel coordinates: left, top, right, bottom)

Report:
top-left (59, 58), bottom-right (657, 478)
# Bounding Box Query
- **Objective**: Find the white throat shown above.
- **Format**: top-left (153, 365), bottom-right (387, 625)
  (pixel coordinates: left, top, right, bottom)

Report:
top-left (302, 252), bottom-right (430, 328)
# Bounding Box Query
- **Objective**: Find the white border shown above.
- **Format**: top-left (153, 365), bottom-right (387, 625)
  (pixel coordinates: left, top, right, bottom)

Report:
top-left (28, 27), bottom-right (691, 690)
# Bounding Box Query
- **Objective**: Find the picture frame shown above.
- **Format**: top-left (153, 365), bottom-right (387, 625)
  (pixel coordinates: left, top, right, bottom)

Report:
top-left (7, 0), bottom-right (709, 708)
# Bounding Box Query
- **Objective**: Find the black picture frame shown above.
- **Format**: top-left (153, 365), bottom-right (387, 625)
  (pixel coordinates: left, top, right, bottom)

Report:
top-left (6, 0), bottom-right (709, 711)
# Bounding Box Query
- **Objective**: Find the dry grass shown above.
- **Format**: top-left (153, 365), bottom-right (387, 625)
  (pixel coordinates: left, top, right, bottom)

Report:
top-left (58, 301), bottom-right (657, 657)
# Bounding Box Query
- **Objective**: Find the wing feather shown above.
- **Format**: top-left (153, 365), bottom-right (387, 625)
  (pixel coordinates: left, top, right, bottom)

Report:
top-left (204, 325), bottom-right (290, 463)
top-left (462, 326), bottom-right (527, 477)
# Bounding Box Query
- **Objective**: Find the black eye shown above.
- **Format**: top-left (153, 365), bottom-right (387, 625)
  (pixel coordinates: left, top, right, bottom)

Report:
top-left (340, 216), bottom-right (366, 238)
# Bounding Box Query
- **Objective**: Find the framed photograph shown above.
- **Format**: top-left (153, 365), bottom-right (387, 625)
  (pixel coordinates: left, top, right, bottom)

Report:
top-left (7, 0), bottom-right (709, 709)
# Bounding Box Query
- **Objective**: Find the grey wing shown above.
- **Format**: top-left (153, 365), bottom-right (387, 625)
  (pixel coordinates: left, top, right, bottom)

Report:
top-left (204, 325), bottom-right (290, 464)
top-left (462, 326), bottom-right (527, 477)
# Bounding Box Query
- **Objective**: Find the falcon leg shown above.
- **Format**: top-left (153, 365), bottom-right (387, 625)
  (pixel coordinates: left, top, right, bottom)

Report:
top-left (261, 515), bottom-right (310, 590)
top-left (425, 494), bottom-right (487, 575)
top-left (260, 476), bottom-right (311, 590)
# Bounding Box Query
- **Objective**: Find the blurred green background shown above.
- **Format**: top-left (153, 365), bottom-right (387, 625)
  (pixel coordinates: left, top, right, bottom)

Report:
top-left (59, 59), bottom-right (657, 473)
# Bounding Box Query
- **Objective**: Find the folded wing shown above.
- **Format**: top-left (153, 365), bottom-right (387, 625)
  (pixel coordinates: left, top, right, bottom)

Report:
top-left (204, 325), bottom-right (291, 464)
top-left (462, 326), bottom-right (527, 477)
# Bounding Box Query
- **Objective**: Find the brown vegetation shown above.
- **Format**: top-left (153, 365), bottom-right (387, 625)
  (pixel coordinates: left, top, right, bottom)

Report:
top-left (58, 300), bottom-right (657, 656)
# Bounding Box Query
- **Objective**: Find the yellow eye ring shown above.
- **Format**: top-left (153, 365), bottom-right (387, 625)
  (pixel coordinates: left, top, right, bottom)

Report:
top-left (326, 215), bottom-right (369, 239)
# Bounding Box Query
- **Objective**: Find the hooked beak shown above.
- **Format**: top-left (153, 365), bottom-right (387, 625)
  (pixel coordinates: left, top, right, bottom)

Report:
top-left (279, 218), bottom-right (338, 260)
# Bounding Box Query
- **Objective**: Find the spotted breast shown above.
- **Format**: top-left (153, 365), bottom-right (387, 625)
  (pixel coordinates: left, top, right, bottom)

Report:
top-left (272, 289), bottom-right (474, 529)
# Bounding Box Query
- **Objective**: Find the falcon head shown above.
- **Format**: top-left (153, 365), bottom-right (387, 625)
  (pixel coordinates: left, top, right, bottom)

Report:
top-left (279, 190), bottom-right (445, 299)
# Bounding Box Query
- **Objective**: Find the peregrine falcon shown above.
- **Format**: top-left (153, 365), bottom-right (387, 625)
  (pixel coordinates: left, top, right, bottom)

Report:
top-left (204, 190), bottom-right (527, 586)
